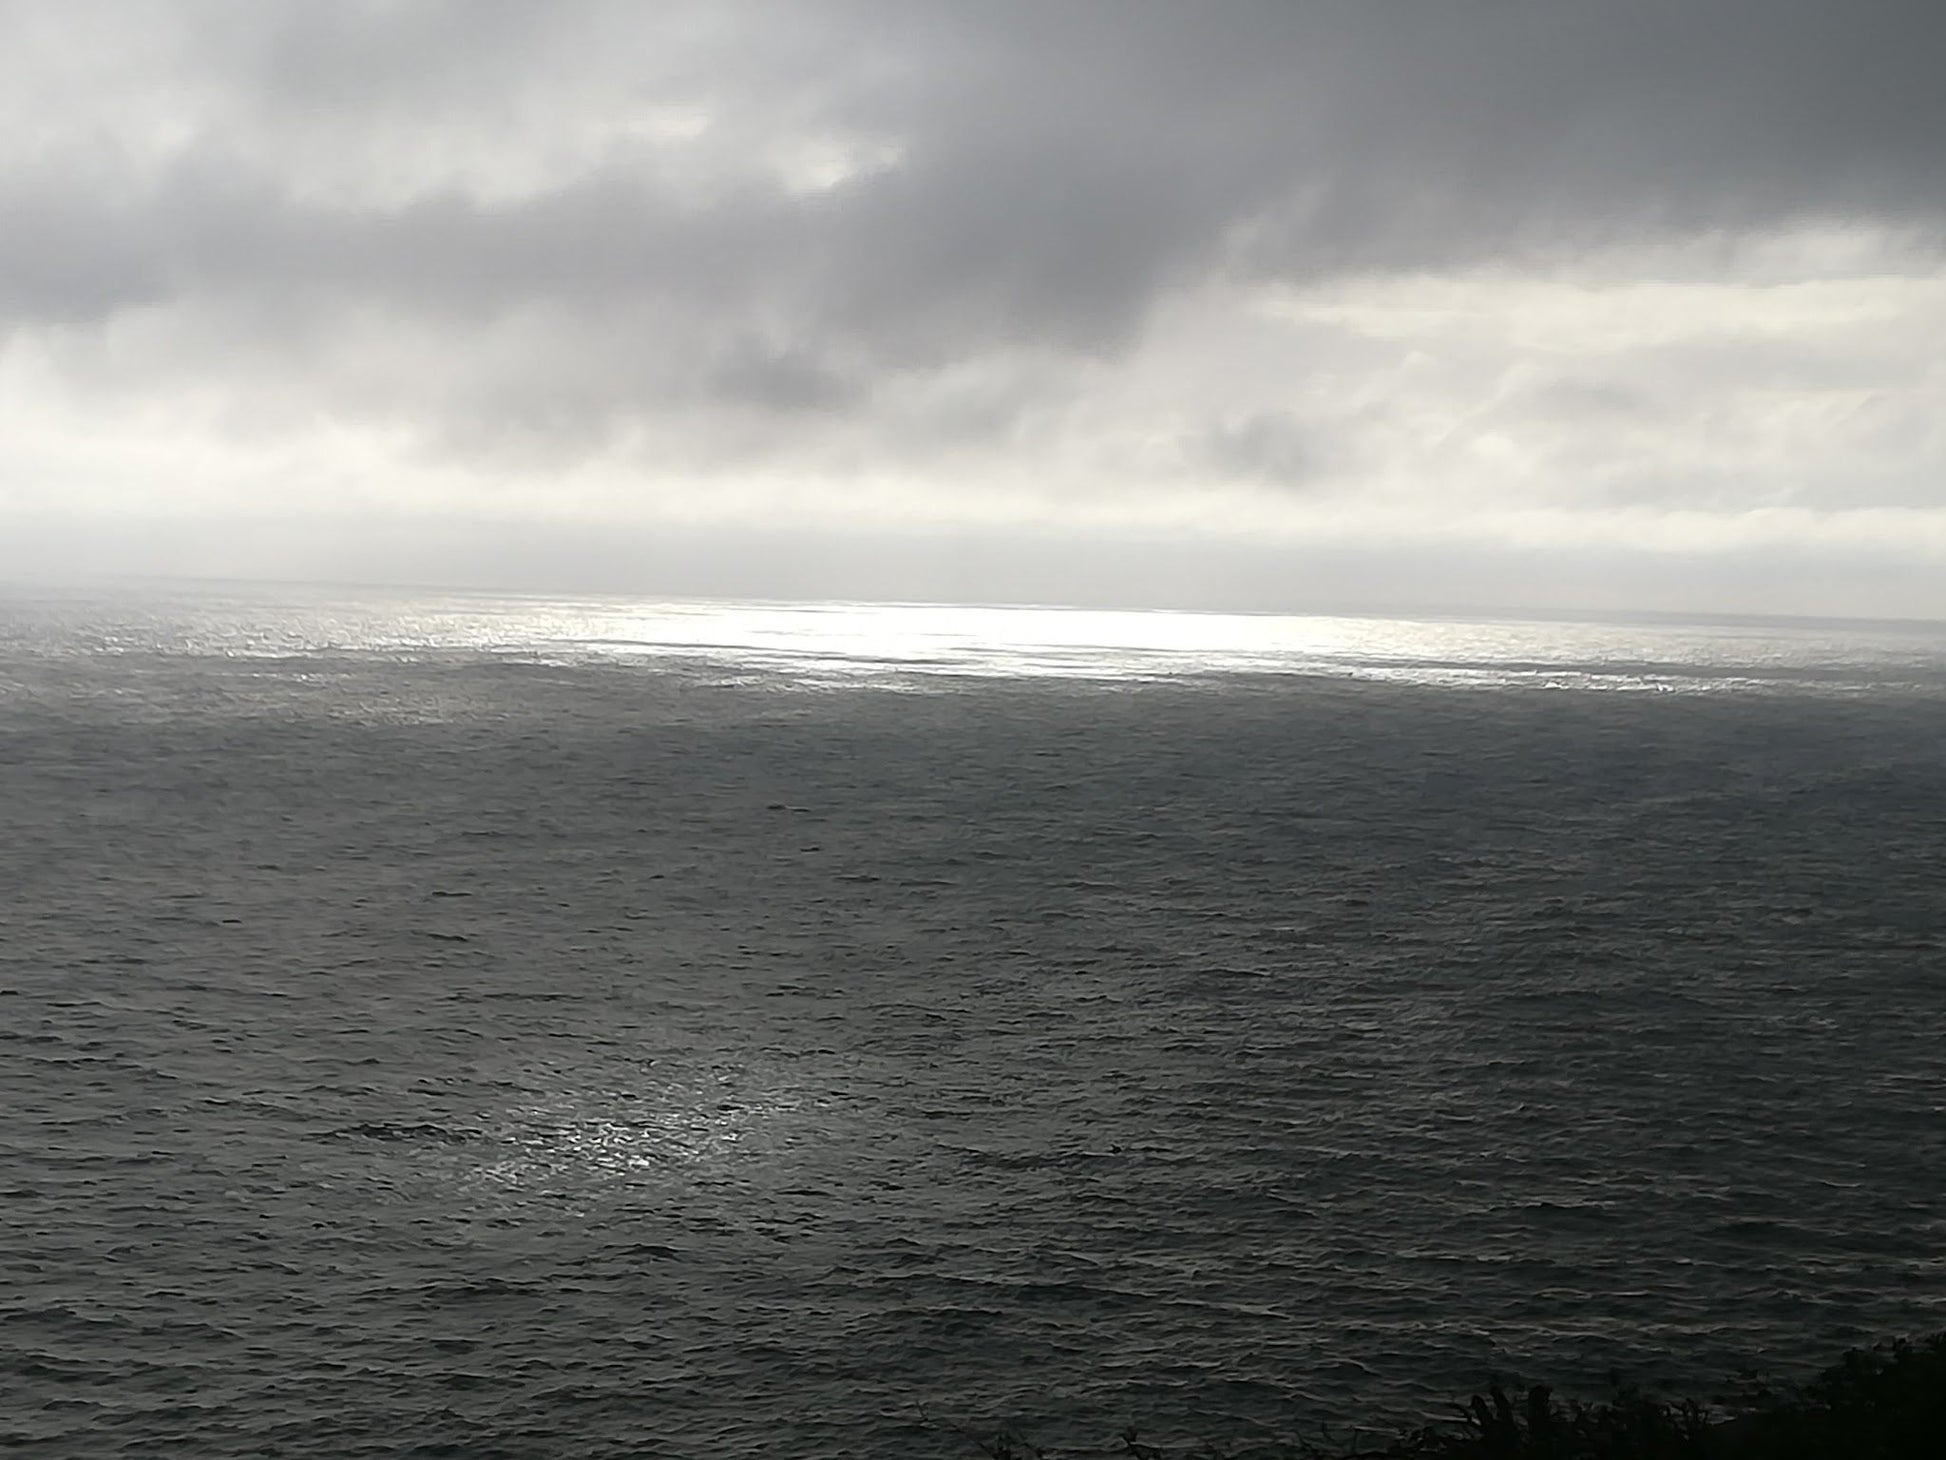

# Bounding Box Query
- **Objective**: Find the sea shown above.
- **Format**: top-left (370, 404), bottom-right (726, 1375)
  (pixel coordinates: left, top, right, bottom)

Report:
top-left (3, 580), bottom-right (1942, 1458)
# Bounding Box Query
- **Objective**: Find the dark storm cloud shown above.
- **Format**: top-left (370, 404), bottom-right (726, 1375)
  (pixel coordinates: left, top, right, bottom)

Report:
top-left (4, 0), bottom-right (1944, 471)
top-left (15, 3), bottom-right (1946, 313)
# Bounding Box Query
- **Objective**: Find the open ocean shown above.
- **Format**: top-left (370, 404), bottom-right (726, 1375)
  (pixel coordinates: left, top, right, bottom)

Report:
top-left (3, 581), bottom-right (1943, 1457)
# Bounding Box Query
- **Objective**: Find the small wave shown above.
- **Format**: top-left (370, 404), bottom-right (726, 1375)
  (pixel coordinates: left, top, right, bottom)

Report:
top-left (330, 1121), bottom-right (484, 1146)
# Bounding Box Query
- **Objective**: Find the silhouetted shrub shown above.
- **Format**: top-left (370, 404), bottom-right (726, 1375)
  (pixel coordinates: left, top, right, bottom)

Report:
top-left (1725, 1333), bottom-right (1946, 1460)
top-left (949, 1332), bottom-right (1946, 1460)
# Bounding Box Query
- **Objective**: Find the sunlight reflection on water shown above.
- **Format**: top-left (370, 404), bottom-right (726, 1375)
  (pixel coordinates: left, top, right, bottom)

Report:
top-left (468, 1061), bottom-right (831, 1200)
top-left (7, 582), bottom-right (1946, 692)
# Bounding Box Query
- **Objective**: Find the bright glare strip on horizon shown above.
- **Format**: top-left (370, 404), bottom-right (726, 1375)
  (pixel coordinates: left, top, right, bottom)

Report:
top-left (547, 600), bottom-right (1903, 685)
top-left (63, 585), bottom-right (1946, 690)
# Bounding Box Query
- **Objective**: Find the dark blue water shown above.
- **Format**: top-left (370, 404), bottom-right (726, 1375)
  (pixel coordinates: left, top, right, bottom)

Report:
top-left (3, 586), bottom-right (1943, 1456)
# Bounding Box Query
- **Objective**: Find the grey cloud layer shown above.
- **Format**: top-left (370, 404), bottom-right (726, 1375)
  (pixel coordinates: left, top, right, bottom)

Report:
top-left (5, 0), bottom-right (1944, 471)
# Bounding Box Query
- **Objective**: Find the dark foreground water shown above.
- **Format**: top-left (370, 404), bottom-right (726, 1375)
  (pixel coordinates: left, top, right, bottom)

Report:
top-left (3, 585), bottom-right (1943, 1457)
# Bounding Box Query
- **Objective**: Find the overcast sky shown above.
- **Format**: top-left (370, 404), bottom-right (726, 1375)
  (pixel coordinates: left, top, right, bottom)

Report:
top-left (4, 0), bottom-right (1945, 616)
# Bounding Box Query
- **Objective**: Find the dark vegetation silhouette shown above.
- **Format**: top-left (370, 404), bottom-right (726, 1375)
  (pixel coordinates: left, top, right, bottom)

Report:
top-left (949, 1332), bottom-right (1946, 1459)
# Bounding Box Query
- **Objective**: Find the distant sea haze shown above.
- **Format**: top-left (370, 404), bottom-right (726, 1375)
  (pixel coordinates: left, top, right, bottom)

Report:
top-left (3, 583), bottom-right (1942, 1457)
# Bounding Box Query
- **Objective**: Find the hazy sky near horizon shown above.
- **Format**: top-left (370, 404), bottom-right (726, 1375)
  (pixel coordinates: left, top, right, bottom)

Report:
top-left (4, 1), bottom-right (1946, 615)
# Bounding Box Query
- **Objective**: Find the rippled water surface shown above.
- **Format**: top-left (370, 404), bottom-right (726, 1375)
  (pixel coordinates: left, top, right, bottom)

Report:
top-left (4, 583), bottom-right (1944, 1456)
